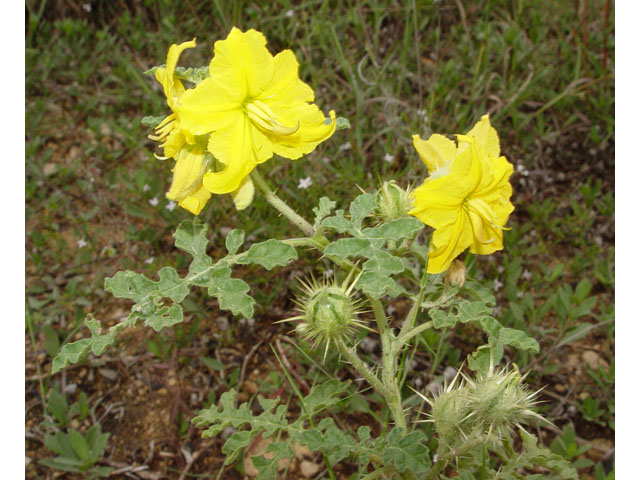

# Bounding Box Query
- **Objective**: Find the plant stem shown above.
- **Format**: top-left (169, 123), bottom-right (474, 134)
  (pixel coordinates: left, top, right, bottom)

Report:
top-left (424, 438), bottom-right (486, 479)
top-left (253, 168), bottom-right (407, 429)
top-left (336, 339), bottom-right (391, 400)
top-left (396, 321), bottom-right (434, 349)
top-left (368, 296), bottom-right (407, 431)
top-left (250, 170), bottom-right (315, 237)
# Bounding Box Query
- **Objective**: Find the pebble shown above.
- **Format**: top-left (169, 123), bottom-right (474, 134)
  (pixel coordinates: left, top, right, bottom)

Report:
top-left (300, 460), bottom-right (321, 478)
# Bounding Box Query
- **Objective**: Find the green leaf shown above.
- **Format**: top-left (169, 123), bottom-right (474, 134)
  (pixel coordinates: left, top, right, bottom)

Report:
top-left (252, 442), bottom-right (294, 480)
top-left (303, 379), bottom-right (351, 416)
top-left (379, 428), bottom-right (430, 475)
top-left (192, 390), bottom-right (289, 439)
top-left (320, 209), bottom-right (353, 233)
top-left (225, 229), bottom-right (245, 255)
top-left (298, 423), bottom-right (355, 463)
top-left (173, 65), bottom-right (210, 84)
top-left (145, 304), bottom-right (184, 332)
top-left (69, 430), bottom-right (90, 462)
top-left (237, 239), bottom-right (298, 270)
top-left (498, 328), bottom-right (540, 353)
top-left (207, 267), bottom-right (255, 318)
top-left (313, 197), bottom-right (336, 229)
top-left (222, 430), bottom-right (255, 465)
top-left (557, 322), bottom-right (598, 348)
top-left (349, 193), bottom-right (377, 229)
top-left (174, 219), bottom-right (209, 260)
top-left (431, 309), bottom-right (456, 329)
top-left (52, 339), bottom-right (91, 374)
top-left (324, 238), bottom-right (381, 258)
top-left (361, 217), bottom-right (424, 241)
top-left (201, 357), bottom-right (225, 371)
top-left (467, 345), bottom-right (492, 372)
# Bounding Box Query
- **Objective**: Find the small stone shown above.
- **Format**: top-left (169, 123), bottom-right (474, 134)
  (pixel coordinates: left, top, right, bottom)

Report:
top-left (582, 351), bottom-right (607, 370)
top-left (217, 316), bottom-right (229, 331)
top-left (554, 384), bottom-right (566, 393)
top-left (300, 460), bottom-right (321, 478)
top-left (243, 380), bottom-right (259, 395)
top-left (426, 381), bottom-right (442, 396)
top-left (98, 368), bottom-right (117, 381)
top-left (443, 366), bottom-right (458, 383)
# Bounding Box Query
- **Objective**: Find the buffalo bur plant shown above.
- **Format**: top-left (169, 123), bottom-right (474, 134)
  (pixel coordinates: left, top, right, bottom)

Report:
top-left (53, 28), bottom-right (579, 479)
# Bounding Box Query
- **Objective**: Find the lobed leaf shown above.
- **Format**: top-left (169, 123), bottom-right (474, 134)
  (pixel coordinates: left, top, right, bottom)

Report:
top-left (237, 239), bottom-right (298, 270)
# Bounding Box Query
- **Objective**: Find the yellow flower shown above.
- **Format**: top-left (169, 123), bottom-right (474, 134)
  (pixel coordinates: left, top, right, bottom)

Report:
top-left (150, 39), bottom-right (212, 215)
top-left (409, 115), bottom-right (514, 274)
top-left (151, 39), bottom-right (197, 159)
top-left (176, 28), bottom-right (336, 195)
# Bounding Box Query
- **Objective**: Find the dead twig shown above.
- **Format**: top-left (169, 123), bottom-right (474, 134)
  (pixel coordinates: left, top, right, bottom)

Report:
top-left (275, 336), bottom-right (311, 394)
top-left (238, 339), bottom-right (265, 388)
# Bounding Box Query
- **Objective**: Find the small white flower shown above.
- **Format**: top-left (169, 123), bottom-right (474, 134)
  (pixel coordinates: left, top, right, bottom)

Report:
top-left (143, 184), bottom-right (151, 192)
top-left (516, 164), bottom-right (530, 177)
top-left (323, 268), bottom-right (334, 278)
top-left (77, 239), bottom-right (87, 248)
top-left (493, 278), bottom-right (504, 291)
top-left (166, 201), bottom-right (177, 211)
top-left (285, 9), bottom-right (294, 18)
top-left (297, 177), bottom-right (313, 189)
top-left (82, 3), bottom-right (92, 12)
top-left (522, 269), bottom-right (532, 281)
top-left (149, 197), bottom-right (159, 206)
top-left (383, 153), bottom-right (394, 163)
top-left (339, 141), bottom-right (352, 151)
top-left (417, 109), bottom-right (427, 119)
top-left (497, 265), bottom-right (505, 274)
top-left (144, 257), bottom-right (154, 265)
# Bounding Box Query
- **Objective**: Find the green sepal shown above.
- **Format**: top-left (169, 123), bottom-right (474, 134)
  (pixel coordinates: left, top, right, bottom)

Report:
top-left (141, 115), bottom-right (165, 128)
top-left (335, 116), bottom-right (351, 130)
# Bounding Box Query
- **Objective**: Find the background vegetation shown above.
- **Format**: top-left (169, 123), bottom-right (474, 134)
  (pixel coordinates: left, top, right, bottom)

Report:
top-left (26, 0), bottom-right (614, 478)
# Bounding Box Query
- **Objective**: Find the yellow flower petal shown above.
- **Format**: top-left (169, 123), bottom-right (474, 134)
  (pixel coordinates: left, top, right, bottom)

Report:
top-left (466, 114), bottom-right (500, 159)
top-left (203, 113), bottom-right (272, 194)
top-left (166, 144), bottom-right (207, 202)
top-left (412, 133), bottom-right (457, 175)
top-left (154, 39), bottom-right (196, 109)
top-left (409, 114), bottom-right (514, 271)
top-left (270, 109), bottom-right (336, 160)
top-left (231, 176), bottom-right (255, 211)
top-left (427, 213), bottom-right (472, 274)
top-left (179, 184), bottom-right (211, 215)
top-left (258, 50), bottom-right (314, 104)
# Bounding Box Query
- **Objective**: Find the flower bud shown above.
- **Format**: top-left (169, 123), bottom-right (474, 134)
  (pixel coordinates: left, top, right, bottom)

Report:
top-left (376, 181), bottom-right (413, 222)
top-left (443, 259), bottom-right (466, 287)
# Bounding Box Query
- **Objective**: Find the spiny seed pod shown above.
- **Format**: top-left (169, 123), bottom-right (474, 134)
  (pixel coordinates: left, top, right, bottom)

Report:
top-left (414, 370), bottom-right (476, 448)
top-left (464, 366), bottom-right (545, 441)
top-left (414, 365), bottom-right (545, 448)
top-left (286, 273), bottom-right (367, 360)
top-left (376, 180), bottom-right (414, 222)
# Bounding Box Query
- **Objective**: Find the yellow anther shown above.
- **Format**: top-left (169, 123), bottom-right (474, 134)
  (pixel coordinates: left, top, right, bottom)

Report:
top-left (246, 100), bottom-right (300, 136)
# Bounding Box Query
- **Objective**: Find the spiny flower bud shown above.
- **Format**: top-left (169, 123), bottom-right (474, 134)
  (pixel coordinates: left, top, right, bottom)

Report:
top-left (286, 274), bottom-right (367, 360)
top-left (376, 180), bottom-right (414, 222)
top-left (443, 259), bottom-right (466, 287)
